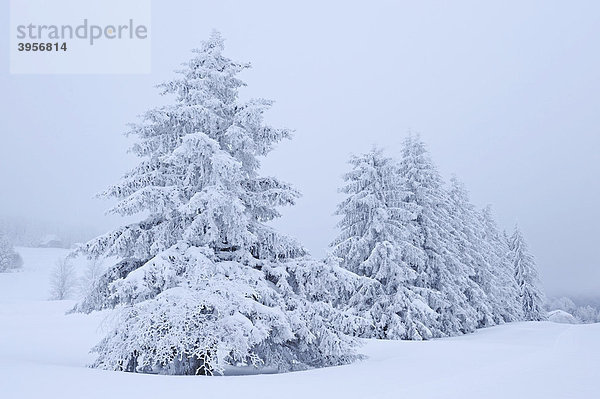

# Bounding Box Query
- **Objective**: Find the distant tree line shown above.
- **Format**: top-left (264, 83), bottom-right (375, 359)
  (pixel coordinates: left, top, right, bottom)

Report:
top-left (0, 216), bottom-right (100, 248)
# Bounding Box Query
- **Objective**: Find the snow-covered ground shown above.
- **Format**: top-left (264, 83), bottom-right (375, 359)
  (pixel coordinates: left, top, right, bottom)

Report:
top-left (1, 248), bottom-right (598, 399)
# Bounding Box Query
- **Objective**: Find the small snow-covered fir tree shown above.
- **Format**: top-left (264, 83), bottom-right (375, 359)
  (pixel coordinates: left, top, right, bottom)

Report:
top-left (331, 148), bottom-right (436, 340)
top-left (508, 225), bottom-right (545, 321)
top-left (0, 234), bottom-right (22, 272)
top-left (74, 31), bottom-right (359, 375)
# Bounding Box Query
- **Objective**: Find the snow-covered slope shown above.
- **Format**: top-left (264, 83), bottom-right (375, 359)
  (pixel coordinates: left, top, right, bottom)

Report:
top-left (1, 248), bottom-right (598, 399)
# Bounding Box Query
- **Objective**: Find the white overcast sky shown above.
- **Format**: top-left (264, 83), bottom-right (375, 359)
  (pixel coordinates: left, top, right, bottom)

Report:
top-left (1, 1), bottom-right (599, 297)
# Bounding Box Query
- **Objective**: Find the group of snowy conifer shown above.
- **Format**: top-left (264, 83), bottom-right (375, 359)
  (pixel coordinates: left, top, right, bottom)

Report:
top-left (330, 142), bottom-right (545, 342)
top-left (71, 32), bottom-right (545, 376)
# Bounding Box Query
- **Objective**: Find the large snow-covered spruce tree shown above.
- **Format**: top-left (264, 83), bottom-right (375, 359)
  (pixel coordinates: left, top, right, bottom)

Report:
top-left (331, 149), bottom-right (437, 340)
top-left (74, 32), bottom-right (359, 375)
top-left (508, 225), bottom-right (545, 321)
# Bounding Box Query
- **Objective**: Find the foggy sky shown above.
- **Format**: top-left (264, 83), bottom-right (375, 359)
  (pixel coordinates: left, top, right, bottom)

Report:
top-left (1, 1), bottom-right (599, 297)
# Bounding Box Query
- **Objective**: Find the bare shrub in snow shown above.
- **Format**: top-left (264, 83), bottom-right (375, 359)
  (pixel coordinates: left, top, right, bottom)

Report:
top-left (50, 257), bottom-right (77, 300)
top-left (78, 258), bottom-right (105, 299)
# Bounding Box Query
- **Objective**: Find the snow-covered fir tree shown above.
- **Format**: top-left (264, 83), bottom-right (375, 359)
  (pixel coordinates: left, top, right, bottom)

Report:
top-left (395, 135), bottom-right (480, 337)
top-left (446, 177), bottom-right (497, 327)
top-left (73, 31), bottom-right (359, 375)
top-left (508, 225), bottom-right (545, 321)
top-left (477, 207), bottom-right (524, 322)
top-left (331, 148), bottom-right (436, 340)
top-left (0, 234), bottom-right (22, 272)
